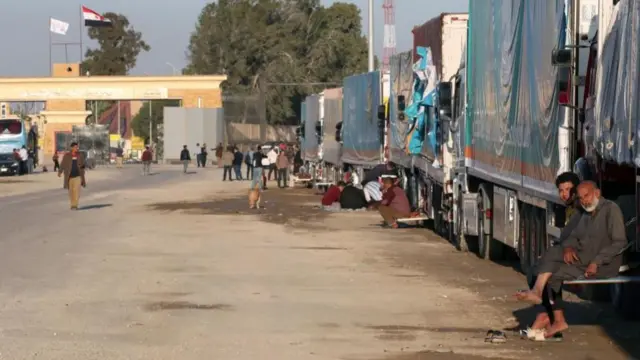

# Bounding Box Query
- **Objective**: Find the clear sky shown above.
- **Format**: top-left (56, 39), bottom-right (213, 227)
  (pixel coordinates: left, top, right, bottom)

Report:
top-left (0, 0), bottom-right (468, 77)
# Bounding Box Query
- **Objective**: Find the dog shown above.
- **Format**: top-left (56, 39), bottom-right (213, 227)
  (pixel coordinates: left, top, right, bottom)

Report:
top-left (248, 183), bottom-right (262, 209)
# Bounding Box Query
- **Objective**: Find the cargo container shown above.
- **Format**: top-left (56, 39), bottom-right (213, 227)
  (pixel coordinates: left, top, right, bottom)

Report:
top-left (340, 71), bottom-right (383, 175)
top-left (321, 87), bottom-right (344, 182)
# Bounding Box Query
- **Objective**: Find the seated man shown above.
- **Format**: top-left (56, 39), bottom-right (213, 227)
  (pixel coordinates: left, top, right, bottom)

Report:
top-left (363, 179), bottom-right (383, 206)
top-left (339, 183), bottom-right (367, 210)
top-left (321, 181), bottom-right (346, 209)
top-left (515, 180), bottom-right (627, 338)
top-left (377, 175), bottom-right (417, 228)
top-left (524, 172), bottom-right (581, 339)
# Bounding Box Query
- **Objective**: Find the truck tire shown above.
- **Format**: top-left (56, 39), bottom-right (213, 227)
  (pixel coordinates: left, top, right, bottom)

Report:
top-left (455, 191), bottom-right (469, 252)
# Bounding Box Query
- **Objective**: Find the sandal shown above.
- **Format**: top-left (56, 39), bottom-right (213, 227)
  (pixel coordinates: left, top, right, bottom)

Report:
top-left (485, 330), bottom-right (507, 344)
top-left (531, 331), bottom-right (564, 342)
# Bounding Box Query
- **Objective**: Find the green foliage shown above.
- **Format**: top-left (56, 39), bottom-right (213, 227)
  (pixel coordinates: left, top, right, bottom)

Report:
top-left (184, 0), bottom-right (368, 124)
top-left (131, 100), bottom-right (180, 142)
top-left (82, 13), bottom-right (150, 75)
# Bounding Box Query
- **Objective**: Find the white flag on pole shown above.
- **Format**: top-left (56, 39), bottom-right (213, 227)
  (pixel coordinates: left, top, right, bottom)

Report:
top-left (50, 18), bottom-right (70, 35)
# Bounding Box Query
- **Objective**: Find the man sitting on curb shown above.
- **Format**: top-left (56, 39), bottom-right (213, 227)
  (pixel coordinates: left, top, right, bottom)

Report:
top-left (321, 181), bottom-right (346, 210)
top-left (378, 175), bottom-right (419, 228)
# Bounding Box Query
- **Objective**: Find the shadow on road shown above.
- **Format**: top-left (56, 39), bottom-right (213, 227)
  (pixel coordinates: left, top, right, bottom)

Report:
top-left (79, 203), bottom-right (113, 211)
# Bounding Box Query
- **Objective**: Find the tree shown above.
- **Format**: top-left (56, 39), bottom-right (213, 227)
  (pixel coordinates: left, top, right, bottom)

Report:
top-left (82, 13), bottom-right (150, 75)
top-left (131, 100), bottom-right (180, 147)
top-left (184, 0), bottom-right (368, 125)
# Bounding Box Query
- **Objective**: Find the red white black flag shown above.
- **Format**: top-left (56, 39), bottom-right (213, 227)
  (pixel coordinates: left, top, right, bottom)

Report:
top-left (82, 6), bottom-right (112, 27)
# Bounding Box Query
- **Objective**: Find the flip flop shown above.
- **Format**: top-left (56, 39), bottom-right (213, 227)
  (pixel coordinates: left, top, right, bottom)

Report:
top-left (485, 330), bottom-right (507, 344)
top-left (531, 331), bottom-right (564, 342)
top-left (519, 327), bottom-right (545, 340)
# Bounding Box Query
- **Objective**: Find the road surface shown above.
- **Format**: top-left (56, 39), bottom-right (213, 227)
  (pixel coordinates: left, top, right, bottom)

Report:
top-left (0, 166), bottom-right (637, 360)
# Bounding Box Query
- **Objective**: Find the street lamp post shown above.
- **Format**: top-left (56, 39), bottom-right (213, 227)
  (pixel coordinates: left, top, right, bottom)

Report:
top-left (166, 62), bottom-right (178, 75)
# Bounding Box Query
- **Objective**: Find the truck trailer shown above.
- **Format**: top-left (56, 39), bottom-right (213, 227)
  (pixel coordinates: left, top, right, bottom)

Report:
top-left (433, 0), bottom-right (639, 318)
top-left (340, 71), bottom-right (384, 180)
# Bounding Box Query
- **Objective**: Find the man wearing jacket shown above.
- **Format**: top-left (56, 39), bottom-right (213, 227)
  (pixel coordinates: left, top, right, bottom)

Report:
top-left (180, 145), bottom-right (191, 173)
top-left (141, 146), bottom-right (153, 175)
top-left (222, 146), bottom-right (234, 181)
top-left (233, 147), bottom-right (244, 180)
top-left (57, 142), bottom-right (86, 210)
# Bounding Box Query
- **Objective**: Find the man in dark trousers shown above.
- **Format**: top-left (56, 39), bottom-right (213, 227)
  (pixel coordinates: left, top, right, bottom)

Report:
top-left (232, 147), bottom-right (244, 180)
top-left (180, 145), bottom-right (191, 173)
top-left (200, 143), bottom-right (208, 167)
top-left (515, 181), bottom-right (627, 339)
top-left (523, 172), bottom-right (581, 339)
top-left (57, 142), bottom-right (86, 210)
top-left (244, 147), bottom-right (254, 180)
top-left (195, 143), bottom-right (202, 167)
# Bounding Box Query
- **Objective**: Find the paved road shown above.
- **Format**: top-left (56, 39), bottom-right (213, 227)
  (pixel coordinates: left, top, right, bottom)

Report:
top-left (0, 167), bottom-right (636, 360)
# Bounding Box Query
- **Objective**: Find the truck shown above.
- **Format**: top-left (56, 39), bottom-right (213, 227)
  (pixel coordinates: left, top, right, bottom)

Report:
top-left (0, 115), bottom-right (36, 175)
top-left (431, 0), bottom-right (639, 317)
top-left (300, 93), bottom-right (326, 184)
top-left (387, 13), bottom-right (468, 236)
top-left (321, 88), bottom-right (344, 183)
top-left (340, 71), bottom-right (384, 180)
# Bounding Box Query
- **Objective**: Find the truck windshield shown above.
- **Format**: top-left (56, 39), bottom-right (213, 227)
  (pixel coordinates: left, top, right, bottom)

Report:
top-left (0, 120), bottom-right (22, 135)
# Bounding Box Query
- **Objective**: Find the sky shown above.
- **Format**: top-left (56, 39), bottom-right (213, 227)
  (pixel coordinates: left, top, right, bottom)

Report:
top-left (0, 0), bottom-right (468, 77)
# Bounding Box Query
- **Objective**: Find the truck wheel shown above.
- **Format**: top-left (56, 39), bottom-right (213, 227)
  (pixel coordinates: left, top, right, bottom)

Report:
top-left (477, 195), bottom-right (504, 261)
top-left (455, 191), bottom-right (469, 252)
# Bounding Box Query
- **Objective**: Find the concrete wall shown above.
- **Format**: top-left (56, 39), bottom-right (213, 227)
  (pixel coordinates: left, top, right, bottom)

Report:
top-left (163, 108), bottom-right (225, 161)
top-left (227, 124), bottom-right (296, 144)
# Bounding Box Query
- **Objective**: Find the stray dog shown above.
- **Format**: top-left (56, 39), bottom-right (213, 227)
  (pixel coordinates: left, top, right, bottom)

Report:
top-left (248, 183), bottom-right (262, 209)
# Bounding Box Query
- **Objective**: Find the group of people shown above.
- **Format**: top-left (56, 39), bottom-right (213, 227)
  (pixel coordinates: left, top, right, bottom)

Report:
top-left (321, 163), bottom-right (420, 228)
top-left (224, 144), bottom-right (294, 190)
top-left (513, 172), bottom-right (628, 341)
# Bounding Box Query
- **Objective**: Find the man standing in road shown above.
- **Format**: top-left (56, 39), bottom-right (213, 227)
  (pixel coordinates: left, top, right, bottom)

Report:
top-left (276, 149), bottom-right (290, 188)
top-left (141, 146), bottom-right (153, 176)
top-left (58, 142), bottom-right (86, 210)
top-left (222, 146), bottom-right (234, 181)
top-left (180, 145), bottom-right (191, 173)
top-left (232, 147), bottom-right (244, 180)
top-left (215, 143), bottom-right (223, 168)
top-left (244, 147), bottom-right (254, 180)
top-left (200, 143), bottom-right (208, 168)
top-left (19, 145), bottom-right (28, 175)
top-left (115, 146), bottom-right (124, 168)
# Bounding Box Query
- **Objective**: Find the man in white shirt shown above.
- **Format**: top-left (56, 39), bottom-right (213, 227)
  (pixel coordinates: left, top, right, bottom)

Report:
top-left (18, 146), bottom-right (28, 175)
top-left (267, 147), bottom-right (278, 181)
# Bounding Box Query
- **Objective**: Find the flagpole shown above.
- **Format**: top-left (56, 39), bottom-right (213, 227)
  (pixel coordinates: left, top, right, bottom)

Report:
top-left (48, 17), bottom-right (52, 75)
top-left (79, 5), bottom-right (84, 64)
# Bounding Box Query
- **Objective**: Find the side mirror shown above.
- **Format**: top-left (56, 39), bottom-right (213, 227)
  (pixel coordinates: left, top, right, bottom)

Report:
top-left (397, 95), bottom-right (406, 121)
top-left (377, 104), bottom-right (386, 120)
top-left (335, 121), bottom-right (342, 142)
top-left (557, 67), bottom-right (571, 106)
top-left (552, 48), bottom-right (572, 67)
top-left (437, 82), bottom-right (452, 119)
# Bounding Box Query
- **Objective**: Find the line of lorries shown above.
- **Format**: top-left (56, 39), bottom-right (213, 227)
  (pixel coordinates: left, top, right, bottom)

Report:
top-left (298, 0), bottom-right (640, 319)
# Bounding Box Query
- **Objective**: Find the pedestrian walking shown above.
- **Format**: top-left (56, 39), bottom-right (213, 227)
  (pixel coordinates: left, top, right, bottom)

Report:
top-left (200, 143), bottom-right (208, 168)
top-left (180, 145), bottom-right (191, 173)
top-left (57, 142), bottom-right (86, 210)
top-left (52, 152), bottom-right (60, 172)
top-left (244, 147), bottom-right (254, 180)
top-left (115, 147), bottom-right (124, 168)
top-left (276, 149), bottom-right (290, 188)
top-left (215, 143), bottom-right (223, 168)
top-left (19, 145), bottom-right (28, 175)
top-left (222, 146), bottom-right (234, 181)
top-left (252, 145), bottom-right (266, 191)
top-left (195, 143), bottom-right (202, 167)
top-left (233, 147), bottom-right (244, 180)
top-left (267, 147), bottom-right (278, 181)
top-left (141, 146), bottom-right (153, 175)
